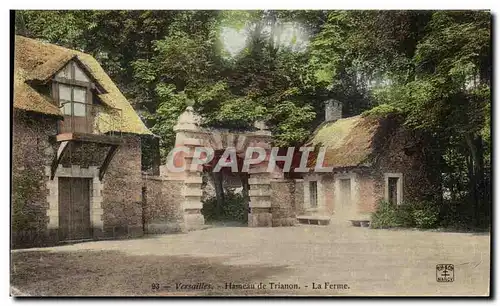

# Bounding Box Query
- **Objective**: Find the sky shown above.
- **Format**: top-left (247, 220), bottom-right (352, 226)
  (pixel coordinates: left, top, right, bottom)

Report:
top-left (220, 21), bottom-right (310, 57)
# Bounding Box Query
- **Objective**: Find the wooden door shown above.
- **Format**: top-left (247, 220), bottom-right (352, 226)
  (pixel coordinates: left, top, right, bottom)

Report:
top-left (58, 177), bottom-right (91, 241)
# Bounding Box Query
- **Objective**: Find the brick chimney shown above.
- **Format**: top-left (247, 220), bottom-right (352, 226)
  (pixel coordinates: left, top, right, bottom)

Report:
top-left (324, 100), bottom-right (342, 122)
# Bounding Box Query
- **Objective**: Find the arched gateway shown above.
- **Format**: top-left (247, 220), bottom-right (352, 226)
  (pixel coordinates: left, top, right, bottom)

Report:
top-left (148, 106), bottom-right (285, 231)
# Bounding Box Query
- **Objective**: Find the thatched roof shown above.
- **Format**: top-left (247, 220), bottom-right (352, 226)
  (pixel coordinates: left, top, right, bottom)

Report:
top-left (14, 35), bottom-right (152, 135)
top-left (14, 66), bottom-right (62, 116)
top-left (306, 115), bottom-right (382, 169)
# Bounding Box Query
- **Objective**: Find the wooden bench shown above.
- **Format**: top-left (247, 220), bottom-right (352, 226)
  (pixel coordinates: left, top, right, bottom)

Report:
top-left (350, 220), bottom-right (371, 227)
top-left (296, 215), bottom-right (331, 225)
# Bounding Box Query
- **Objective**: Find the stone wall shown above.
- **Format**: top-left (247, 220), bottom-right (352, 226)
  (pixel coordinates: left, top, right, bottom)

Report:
top-left (329, 122), bottom-right (442, 216)
top-left (101, 136), bottom-right (144, 238)
top-left (321, 175), bottom-right (335, 214)
top-left (12, 110), bottom-right (58, 248)
top-left (12, 110), bottom-right (149, 247)
top-left (142, 176), bottom-right (184, 233)
top-left (298, 168), bottom-right (395, 220)
top-left (356, 170), bottom-right (378, 214)
top-left (293, 179), bottom-right (305, 215)
top-left (270, 179), bottom-right (297, 226)
top-left (301, 173), bottom-right (337, 215)
top-left (372, 121), bottom-right (442, 206)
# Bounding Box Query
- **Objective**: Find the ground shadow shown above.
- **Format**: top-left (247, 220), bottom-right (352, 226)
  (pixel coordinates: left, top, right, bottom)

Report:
top-left (431, 227), bottom-right (491, 235)
top-left (11, 249), bottom-right (288, 296)
top-left (370, 226), bottom-right (491, 235)
top-left (204, 221), bottom-right (248, 228)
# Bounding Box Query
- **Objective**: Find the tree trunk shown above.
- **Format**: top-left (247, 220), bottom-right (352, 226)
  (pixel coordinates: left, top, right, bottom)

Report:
top-left (473, 136), bottom-right (486, 223)
top-left (465, 134), bottom-right (486, 226)
top-left (240, 173), bottom-right (250, 215)
top-left (212, 171), bottom-right (225, 217)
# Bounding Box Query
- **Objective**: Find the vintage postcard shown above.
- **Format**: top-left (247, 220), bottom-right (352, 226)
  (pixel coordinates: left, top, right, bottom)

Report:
top-left (10, 9), bottom-right (491, 297)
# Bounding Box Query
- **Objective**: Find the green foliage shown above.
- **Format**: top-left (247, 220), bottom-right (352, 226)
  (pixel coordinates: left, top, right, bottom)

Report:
top-left (412, 205), bottom-right (439, 229)
top-left (129, 10), bottom-right (326, 150)
top-left (439, 198), bottom-right (490, 230)
top-left (12, 171), bottom-right (42, 232)
top-left (15, 10), bottom-right (97, 50)
top-left (270, 101), bottom-right (316, 146)
top-left (371, 200), bottom-right (439, 229)
top-left (370, 200), bottom-right (401, 229)
top-left (362, 104), bottom-right (402, 119)
top-left (148, 84), bottom-right (188, 157)
top-left (201, 189), bottom-right (248, 223)
top-left (394, 203), bottom-right (415, 228)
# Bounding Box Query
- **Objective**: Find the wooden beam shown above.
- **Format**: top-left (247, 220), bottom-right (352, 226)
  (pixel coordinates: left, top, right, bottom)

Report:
top-left (50, 141), bottom-right (70, 179)
top-left (99, 145), bottom-right (119, 181)
top-left (56, 132), bottom-right (123, 146)
top-left (53, 76), bottom-right (94, 89)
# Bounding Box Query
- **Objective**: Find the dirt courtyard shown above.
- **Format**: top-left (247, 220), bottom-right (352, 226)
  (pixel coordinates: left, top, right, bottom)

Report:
top-left (11, 224), bottom-right (490, 296)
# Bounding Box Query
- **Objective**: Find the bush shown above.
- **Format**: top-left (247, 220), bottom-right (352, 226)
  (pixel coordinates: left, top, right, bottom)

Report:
top-left (371, 200), bottom-right (401, 228)
top-left (371, 199), bottom-right (439, 229)
top-left (396, 203), bottom-right (416, 227)
top-left (412, 204), bottom-right (439, 228)
top-left (201, 188), bottom-right (248, 223)
top-left (439, 200), bottom-right (480, 230)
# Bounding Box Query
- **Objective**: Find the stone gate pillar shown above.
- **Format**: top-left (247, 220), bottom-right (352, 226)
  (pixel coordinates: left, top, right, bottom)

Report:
top-left (247, 123), bottom-right (273, 227)
top-left (172, 106), bottom-right (206, 231)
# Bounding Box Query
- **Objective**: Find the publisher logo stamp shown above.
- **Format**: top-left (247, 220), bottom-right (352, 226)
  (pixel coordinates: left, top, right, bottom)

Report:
top-left (436, 264), bottom-right (454, 282)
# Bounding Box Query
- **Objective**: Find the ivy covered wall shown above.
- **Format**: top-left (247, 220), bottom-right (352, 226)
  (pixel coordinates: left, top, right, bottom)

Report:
top-left (12, 110), bottom-right (58, 247)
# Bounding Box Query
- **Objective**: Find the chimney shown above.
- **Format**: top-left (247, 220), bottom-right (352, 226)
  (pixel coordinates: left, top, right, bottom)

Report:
top-left (325, 100), bottom-right (342, 122)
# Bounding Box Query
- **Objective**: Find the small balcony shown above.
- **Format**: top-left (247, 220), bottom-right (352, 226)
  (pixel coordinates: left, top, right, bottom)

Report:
top-left (50, 102), bottom-right (125, 180)
top-left (56, 101), bottom-right (123, 145)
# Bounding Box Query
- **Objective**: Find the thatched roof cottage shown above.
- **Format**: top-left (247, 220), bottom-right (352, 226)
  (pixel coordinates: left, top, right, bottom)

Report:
top-left (12, 36), bottom-right (152, 247)
top-left (297, 101), bottom-right (441, 225)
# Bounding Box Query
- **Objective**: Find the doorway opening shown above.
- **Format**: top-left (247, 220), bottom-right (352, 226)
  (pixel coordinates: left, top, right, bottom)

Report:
top-left (200, 151), bottom-right (249, 226)
top-left (338, 178), bottom-right (352, 215)
top-left (388, 177), bottom-right (399, 205)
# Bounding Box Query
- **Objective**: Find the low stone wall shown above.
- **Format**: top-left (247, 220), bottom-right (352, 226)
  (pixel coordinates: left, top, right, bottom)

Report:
top-left (142, 176), bottom-right (185, 234)
top-left (101, 136), bottom-right (144, 239)
top-left (270, 179), bottom-right (297, 226)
